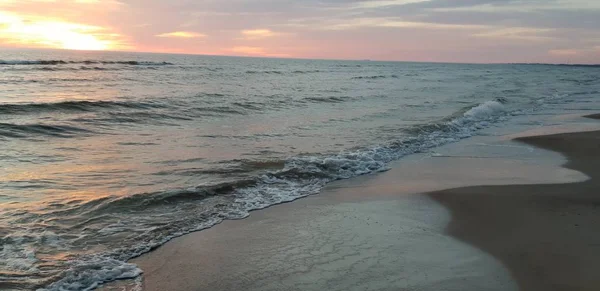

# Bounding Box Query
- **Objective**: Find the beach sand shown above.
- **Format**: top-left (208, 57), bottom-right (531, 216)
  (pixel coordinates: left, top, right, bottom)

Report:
top-left (429, 114), bottom-right (600, 291)
top-left (102, 114), bottom-right (599, 291)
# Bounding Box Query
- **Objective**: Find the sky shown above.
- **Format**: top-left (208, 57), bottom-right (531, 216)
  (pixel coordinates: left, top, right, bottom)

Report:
top-left (0, 0), bottom-right (599, 63)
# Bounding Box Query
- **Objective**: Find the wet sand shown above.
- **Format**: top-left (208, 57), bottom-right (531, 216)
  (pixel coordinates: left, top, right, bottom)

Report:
top-left (102, 114), bottom-right (599, 291)
top-left (429, 114), bottom-right (600, 291)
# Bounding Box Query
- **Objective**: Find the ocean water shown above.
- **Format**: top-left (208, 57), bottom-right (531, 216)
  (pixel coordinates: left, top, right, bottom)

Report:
top-left (0, 49), bottom-right (599, 290)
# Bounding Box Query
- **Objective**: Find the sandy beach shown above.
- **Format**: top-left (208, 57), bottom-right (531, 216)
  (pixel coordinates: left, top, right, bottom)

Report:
top-left (429, 114), bottom-right (600, 291)
top-left (99, 114), bottom-right (600, 291)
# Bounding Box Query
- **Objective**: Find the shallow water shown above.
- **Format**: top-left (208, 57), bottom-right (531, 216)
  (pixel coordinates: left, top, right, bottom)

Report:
top-left (0, 49), bottom-right (599, 290)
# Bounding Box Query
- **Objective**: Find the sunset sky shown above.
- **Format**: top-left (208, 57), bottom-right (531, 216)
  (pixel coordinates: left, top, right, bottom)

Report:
top-left (0, 0), bottom-right (599, 63)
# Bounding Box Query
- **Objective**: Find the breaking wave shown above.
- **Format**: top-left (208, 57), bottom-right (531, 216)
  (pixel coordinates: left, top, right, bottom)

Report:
top-left (0, 100), bottom-right (165, 115)
top-left (36, 99), bottom-right (512, 290)
top-left (404, 101), bottom-right (506, 134)
top-left (6, 66), bottom-right (161, 72)
top-left (0, 60), bottom-right (174, 66)
top-left (0, 60), bottom-right (173, 72)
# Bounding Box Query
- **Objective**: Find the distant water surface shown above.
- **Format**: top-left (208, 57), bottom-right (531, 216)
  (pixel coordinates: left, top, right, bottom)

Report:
top-left (0, 49), bottom-right (599, 290)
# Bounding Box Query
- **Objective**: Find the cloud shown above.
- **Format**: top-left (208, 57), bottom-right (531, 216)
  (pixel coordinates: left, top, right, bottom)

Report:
top-left (228, 46), bottom-right (290, 57)
top-left (549, 49), bottom-right (579, 56)
top-left (155, 31), bottom-right (206, 38)
top-left (230, 46), bottom-right (266, 54)
top-left (240, 29), bottom-right (282, 39)
top-left (473, 27), bottom-right (556, 42)
top-left (74, 0), bottom-right (124, 4)
top-left (432, 0), bottom-right (600, 12)
top-left (292, 17), bottom-right (488, 31)
top-left (548, 45), bottom-right (600, 58)
top-left (1, 0), bottom-right (599, 63)
top-left (344, 0), bottom-right (430, 9)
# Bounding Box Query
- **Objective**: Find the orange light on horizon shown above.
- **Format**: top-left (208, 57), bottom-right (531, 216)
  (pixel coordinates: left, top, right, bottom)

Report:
top-left (0, 11), bottom-right (124, 51)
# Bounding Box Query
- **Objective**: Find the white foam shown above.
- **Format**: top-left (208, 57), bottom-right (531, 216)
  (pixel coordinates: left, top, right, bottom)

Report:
top-left (0, 243), bottom-right (38, 272)
top-left (227, 100), bottom-right (512, 213)
top-left (463, 100), bottom-right (505, 119)
top-left (37, 99), bottom-right (521, 291)
top-left (0, 230), bottom-right (69, 274)
top-left (40, 257), bottom-right (142, 291)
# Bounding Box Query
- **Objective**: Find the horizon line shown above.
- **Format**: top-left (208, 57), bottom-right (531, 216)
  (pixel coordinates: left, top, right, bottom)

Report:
top-left (0, 46), bottom-right (598, 66)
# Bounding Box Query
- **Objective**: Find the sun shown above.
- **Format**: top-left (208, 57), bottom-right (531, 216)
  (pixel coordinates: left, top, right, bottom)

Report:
top-left (55, 30), bottom-right (109, 51)
top-left (23, 21), bottom-right (111, 51)
top-left (0, 12), bottom-right (116, 51)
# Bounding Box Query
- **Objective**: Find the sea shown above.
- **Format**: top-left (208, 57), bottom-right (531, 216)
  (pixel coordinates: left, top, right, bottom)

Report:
top-left (0, 49), bottom-right (599, 290)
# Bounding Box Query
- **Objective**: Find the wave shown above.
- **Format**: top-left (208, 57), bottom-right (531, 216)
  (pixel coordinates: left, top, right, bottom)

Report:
top-left (72, 111), bottom-right (194, 126)
top-left (351, 75), bottom-right (399, 80)
top-left (187, 106), bottom-right (247, 116)
top-left (231, 101), bottom-right (265, 111)
top-left (183, 101), bottom-right (280, 117)
top-left (304, 96), bottom-right (353, 103)
top-left (6, 66), bottom-right (160, 72)
top-left (100, 180), bottom-right (257, 211)
top-left (0, 100), bottom-right (165, 115)
top-left (404, 101), bottom-right (506, 134)
top-left (154, 159), bottom-right (287, 176)
top-left (518, 63), bottom-right (600, 68)
top-left (292, 70), bottom-right (322, 74)
top-left (245, 70), bottom-right (322, 75)
top-left (39, 99), bottom-right (514, 291)
top-left (0, 122), bottom-right (92, 138)
top-left (246, 70), bottom-right (284, 74)
top-left (0, 60), bottom-right (174, 66)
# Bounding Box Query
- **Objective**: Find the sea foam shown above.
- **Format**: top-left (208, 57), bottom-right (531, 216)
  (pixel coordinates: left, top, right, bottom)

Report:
top-left (41, 99), bottom-right (512, 291)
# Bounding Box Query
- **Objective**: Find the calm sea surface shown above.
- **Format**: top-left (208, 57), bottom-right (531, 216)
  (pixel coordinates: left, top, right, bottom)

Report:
top-left (0, 49), bottom-right (598, 290)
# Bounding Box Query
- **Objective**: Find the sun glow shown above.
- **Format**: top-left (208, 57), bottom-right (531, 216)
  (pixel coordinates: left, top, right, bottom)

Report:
top-left (0, 12), bottom-right (119, 50)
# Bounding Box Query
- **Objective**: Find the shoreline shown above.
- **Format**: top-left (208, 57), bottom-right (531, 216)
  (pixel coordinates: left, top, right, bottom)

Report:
top-left (101, 114), bottom-right (600, 291)
top-left (429, 114), bottom-right (600, 291)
